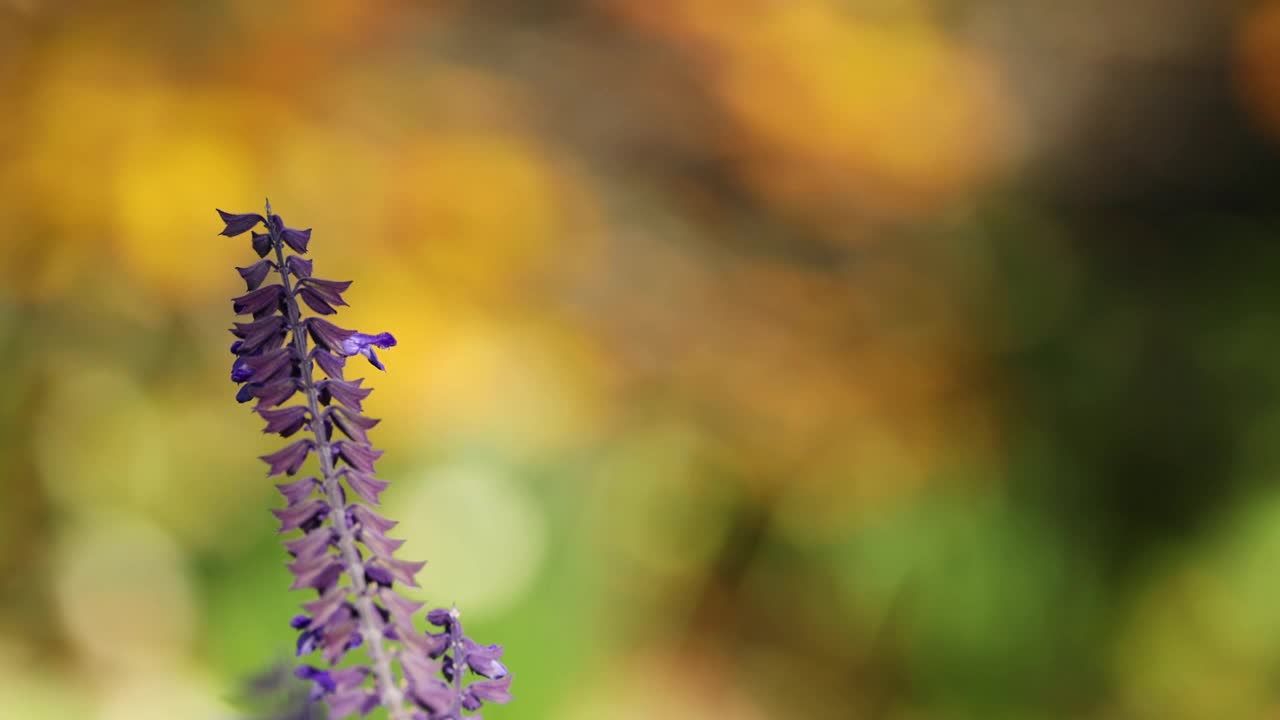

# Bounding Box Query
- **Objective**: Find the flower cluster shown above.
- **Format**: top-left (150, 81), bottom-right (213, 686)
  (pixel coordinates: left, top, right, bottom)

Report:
top-left (220, 203), bottom-right (513, 720)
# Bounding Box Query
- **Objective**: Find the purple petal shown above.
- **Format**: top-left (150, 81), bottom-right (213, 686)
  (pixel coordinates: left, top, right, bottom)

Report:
top-left (328, 407), bottom-right (379, 444)
top-left (426, 608), bottom-right (455, 628)
top-left (296, 627), bottom-right (321, 656)
top-left (251, 231), bottom-right (272, 258)
top-left (289, 614), bottom-right (311, 629)
top-left (328, 667), bottom-right (369, 692)
top-left (333, 442), bottom-right (383, 473)
top-left (388, 556), bottom-right (425, 587)
top-left (230, 316), bottom-right (286, 353)
top-left (306, 318), bottom-right (357, 354)
top-left (322, 618), bottom-right (359, 663)
top-left (343, 470), bottom-right (389, 505)
top-left (231, 357), bottom-right (252, 383)
top-left (409, 678), bottom-right (457, 713)
top-left (357, 523), bottom-right (403, 559)
top-left (286, 255), bottom-right (313, 278)
top-left (318, 378), bottom-right (370, 411)
top-left (275, 476), bottom-right (318, 506)
top-left (284, 527), bottom-right (335, 559)
top-left (326, 688), bottom-right (378, 719)
top-left (463, 639), bottom-right (508, 679)
top-left (259, 439), bottom-right (314, 476)
top-left (298, 287), bottom-right (337, 315)
top-left (232, 284), bottom-right (284, 316)
top-left (424, 630), bottom-right (450, 658)
top-left (400, 653), bottom-right (444, 700)
top-left (378, 589), bottom-right (423, 625)
top-left (302, 585), bottom-right (349, 627)
top-left (395, 625), bottom-right (442, 657)
top-left (252, 378), bottom-right (299, 409)
top-left (364, 564), bottom-right (393, 587)
top-left (467, 677), bottom-right (513, 705)
top-left (272, 498), bottom-right (328, 532)
top-left (243, 347), bottom-right (295, 383)
top-left (216, 209), bottom-right (265, 237)
top-left (230, 315), bottom-right (283, 340)
top-left (282, 227), bottom-right (312, 253)
top-left (299, 278), bottom-right (351, 306)
top-left (349, 504), bottom-right (396, 533)
top-left (258, 405), bottom-right (309, 437)
top-left (313, 350), bottom-right (346, 380)
top-left (268, 214), bottom-right (312, 253)
top-left (236, 259), bottom-right (275, 290)
top-left (289, 557), bottom-right (342, 591)
top-left (294, 665), bottom-right (336, 694)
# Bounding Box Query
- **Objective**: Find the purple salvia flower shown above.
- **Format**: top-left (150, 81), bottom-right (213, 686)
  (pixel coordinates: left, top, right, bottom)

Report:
top-left (220, 201), bottom-right (513, 720)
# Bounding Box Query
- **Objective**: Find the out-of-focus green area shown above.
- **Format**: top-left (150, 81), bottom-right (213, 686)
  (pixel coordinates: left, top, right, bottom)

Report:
top-left (6, 1), bottom-right (1280, 718)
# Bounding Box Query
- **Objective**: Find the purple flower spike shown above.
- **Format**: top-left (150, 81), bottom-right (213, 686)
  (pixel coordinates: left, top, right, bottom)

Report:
top-left (220, 201), bottom-right (512, 720)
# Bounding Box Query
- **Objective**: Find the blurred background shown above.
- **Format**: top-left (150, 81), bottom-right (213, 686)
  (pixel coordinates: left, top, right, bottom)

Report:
top-left (5, 0), bottom-right (1280, 718)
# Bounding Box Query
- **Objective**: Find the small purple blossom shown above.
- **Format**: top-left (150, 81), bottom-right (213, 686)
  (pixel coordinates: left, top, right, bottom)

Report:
top-left (220, 202), bottom-right (513, 720)
top-left (341, 332), bottom-right (397, 371)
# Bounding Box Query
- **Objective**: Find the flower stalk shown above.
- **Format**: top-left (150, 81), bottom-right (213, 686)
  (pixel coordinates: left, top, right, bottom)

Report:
top-left (219, 201), bottom-right (513, 719)
top-left (263, 200), bottom-right (409, 718)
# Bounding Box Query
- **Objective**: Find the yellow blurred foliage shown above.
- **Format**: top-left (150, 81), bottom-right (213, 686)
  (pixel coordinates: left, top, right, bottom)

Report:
top-left (114, 124), bottom-right (257, 299)
top-left (12, 29), bottom-right (262, 301)
top-left (387, 131), bottom-right (576, 297)
top-left (609, 0), bottom-right (1013, 219)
